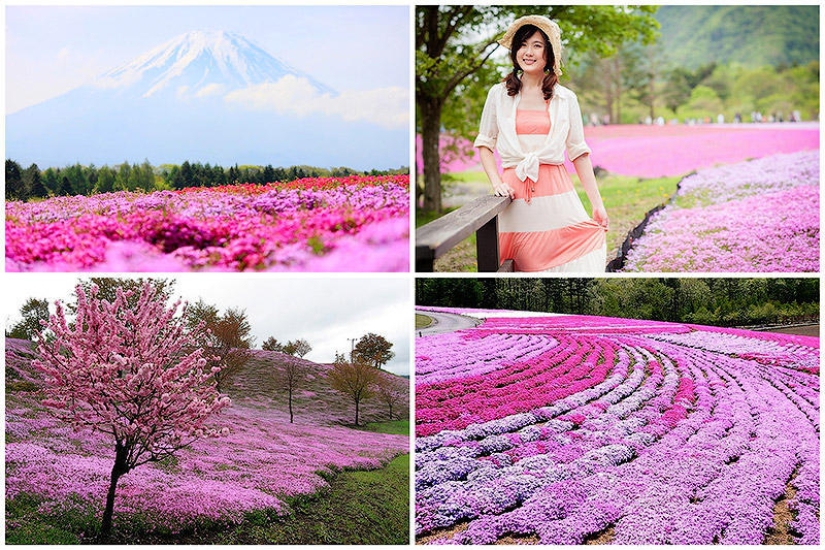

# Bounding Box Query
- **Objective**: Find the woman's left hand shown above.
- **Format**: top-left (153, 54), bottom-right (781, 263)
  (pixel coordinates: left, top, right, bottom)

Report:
top-left (592, 206), bottom-right (609, 230)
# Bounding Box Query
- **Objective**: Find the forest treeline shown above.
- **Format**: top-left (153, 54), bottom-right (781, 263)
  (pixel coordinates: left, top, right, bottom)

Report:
top-left (573, 5), bottom-right (821, 124)
top-left (416, 278), bottom-right (819, 328)
top-left (5, 159), bottom-right (409, 202)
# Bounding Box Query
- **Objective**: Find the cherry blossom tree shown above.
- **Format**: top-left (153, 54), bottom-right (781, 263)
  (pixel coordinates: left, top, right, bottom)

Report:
top-left (32, 281), bottom-right (231, 538)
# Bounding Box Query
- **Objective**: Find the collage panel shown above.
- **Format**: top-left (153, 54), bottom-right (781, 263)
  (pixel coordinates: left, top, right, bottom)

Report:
top-left (5, 4), bottom-right (410, 273)
top-left (4, 274), bottom-right (412, 543)
top-left (414, 277), bottom-right (820, 545)
top-left (3, 1), bottom-right (823, 548)
top-left (3, 3), bottom-right (415, 545)
top-left (414, 4), bottom-right (819, 274)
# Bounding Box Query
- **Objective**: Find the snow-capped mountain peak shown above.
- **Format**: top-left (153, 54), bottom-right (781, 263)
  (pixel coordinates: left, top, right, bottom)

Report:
top-left (92, 29), bottom-right (335, 98)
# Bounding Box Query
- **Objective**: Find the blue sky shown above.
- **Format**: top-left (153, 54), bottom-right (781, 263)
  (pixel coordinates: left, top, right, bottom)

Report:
top-left (6, 4), bottom-right (410, 115)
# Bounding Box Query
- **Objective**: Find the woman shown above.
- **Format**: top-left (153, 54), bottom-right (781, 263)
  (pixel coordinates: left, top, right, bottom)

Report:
top-left (475, 15), bottom-right (608, 272)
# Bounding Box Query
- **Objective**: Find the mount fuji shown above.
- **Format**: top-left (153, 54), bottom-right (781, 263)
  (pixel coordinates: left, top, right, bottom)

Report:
top-left (6, 30), bottom-right (408, 170)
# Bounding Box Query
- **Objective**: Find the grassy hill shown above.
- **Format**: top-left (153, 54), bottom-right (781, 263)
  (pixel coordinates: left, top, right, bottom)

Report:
top-left (228, 348), bottom-right (409, 426)
top-left (656, 5), bottom-right (819, 69)
top-left (5, 338), bottom-right (410, 544)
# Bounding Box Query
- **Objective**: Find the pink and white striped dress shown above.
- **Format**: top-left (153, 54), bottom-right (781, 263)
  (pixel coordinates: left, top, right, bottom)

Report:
top-left (498, 108), bottom-right (607, 272)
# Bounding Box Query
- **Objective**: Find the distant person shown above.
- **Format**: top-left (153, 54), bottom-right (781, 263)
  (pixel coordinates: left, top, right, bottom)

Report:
top-left (474, 15), bottom-right (608, 272)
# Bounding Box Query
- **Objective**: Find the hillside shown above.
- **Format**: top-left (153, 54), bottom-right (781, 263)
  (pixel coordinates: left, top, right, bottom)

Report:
top-left (5, 338), bottom-right (409, 427)
top-left (655, 5), bottom-right (819, 69)
top-left (226, 348), bottom-right (410, 426)
top-left (5, 337), bottom-right (410, 541)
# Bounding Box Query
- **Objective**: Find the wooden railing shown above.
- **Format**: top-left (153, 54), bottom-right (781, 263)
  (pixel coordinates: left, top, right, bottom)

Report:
top-left (416, 195), bottom-right (514, 272)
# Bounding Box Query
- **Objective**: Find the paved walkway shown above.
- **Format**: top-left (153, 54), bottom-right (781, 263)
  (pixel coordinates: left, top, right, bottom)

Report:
top-left (416, 310), bottom-right (480, 336)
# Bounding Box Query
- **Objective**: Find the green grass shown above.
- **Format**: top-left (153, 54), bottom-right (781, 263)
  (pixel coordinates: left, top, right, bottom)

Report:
top-left (417, 170), bottom-right (684, 271)
top-left (416, 313), bottom-right (434, 329)
top-left (215, 454), bottom-right (410, 545)
top-left (572, 172), bottom-right (683, 257)
top-left (6, 493), bottom-right (100, 544)
top-left (359, 419), bottom-right (410, 436)
top-left (6, 452), bottom-right (411, 545)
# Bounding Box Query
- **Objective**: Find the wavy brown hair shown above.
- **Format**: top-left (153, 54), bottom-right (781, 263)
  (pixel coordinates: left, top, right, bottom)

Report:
top-left (504, 24), bottom-right (558, 100)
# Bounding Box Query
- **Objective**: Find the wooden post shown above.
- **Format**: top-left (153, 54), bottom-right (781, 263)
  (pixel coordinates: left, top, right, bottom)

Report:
top-left (476, 216), bottom-right (500, 272)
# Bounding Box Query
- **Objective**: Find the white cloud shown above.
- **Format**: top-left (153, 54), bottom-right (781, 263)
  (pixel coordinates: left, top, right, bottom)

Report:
top-left (195, 83), bottom-right (225, 98)
top-left (224, 75), bottom-right (408, 130)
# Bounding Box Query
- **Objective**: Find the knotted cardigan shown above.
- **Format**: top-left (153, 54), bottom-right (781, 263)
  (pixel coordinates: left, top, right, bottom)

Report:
top-left (473, 82), bottom-right (591, 182)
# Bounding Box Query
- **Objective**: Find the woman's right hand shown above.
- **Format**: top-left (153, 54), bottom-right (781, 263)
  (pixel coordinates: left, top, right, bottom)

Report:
top-left (592, 205), bottom-right (609, 230)
top-left (493, 181), bottom-right (515, 199)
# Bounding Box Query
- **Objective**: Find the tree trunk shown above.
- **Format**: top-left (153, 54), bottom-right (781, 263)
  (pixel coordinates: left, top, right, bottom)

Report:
top-left (288, 388), bottom-right (294, 424)
top-left (613, 57), bottom-right (623, 124)
top-left (419, 95), bottom-right (444, 213)
top-left (101, 443), bottom-right (129, 538)
top-left (354, 398), bottom-right (360, 426)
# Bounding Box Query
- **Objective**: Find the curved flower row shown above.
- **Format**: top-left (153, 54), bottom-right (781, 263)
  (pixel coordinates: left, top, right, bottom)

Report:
top-left (6, 175), bottom-right (409, 272)
top-left (415, 310), bottom-right (819, 544)
top-left (621, 151), bottom-right (819, 272)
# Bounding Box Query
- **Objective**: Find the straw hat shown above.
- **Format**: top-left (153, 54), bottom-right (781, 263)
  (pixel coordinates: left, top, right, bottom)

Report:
top-left (498, 15), bottom-right (563, 76)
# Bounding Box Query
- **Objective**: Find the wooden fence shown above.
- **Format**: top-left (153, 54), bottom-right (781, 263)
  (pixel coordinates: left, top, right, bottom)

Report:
top-left (416, 195), bottom-right (514, 272)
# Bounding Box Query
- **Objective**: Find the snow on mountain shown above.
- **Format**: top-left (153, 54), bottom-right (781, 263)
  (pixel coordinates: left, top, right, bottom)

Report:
top-left (92, 30), bottom-right (336, 99)
top-left (6, 30), bottom-right (407, 169)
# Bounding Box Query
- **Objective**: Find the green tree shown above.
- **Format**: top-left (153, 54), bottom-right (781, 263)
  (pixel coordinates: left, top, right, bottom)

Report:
top-left (6, 298), bottom-right (50, 340)
top-left (416, 5), bottom-right (659, 212)
top-left (352, 333), bottom-right (395, 370)
top-left (5, 159), bottom-right (24, 201)
top-left (64, 163), bottom-right (91, 195)
top-left (95, 166), bottom-right (117, 194)
top-left (114, 162), bottom-right (132, 192)
top-left (41, 167), bottom-right (60, 196)
top-left (23, 163), bottom-right (48, 199)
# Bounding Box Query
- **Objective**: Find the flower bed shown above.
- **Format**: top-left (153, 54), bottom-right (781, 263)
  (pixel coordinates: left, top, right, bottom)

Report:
top-left (6, 175), bottom-right (409, 272)
top-left (425, 123), bottom-right (819, 178)
top-left (6, 391), bottom-right (408, 534)
top-left (621, 151), bottom-right (819, 272)
top-left (415, 310), bottom-right (819, 544)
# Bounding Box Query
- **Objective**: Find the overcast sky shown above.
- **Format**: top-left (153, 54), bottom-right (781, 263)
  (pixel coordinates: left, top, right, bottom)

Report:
top-left (2, 273), bottom-right (412, 376)
top-left (6, 4), bottom-right (409, 114)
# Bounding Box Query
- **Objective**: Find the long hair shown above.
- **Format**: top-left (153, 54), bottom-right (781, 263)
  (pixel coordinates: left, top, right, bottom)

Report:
top-left (504, 24), bottom-right (558, 100)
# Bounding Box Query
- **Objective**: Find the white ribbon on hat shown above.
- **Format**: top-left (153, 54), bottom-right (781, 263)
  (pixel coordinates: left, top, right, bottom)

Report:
top-left (515, 152), bottom-right (540, 182)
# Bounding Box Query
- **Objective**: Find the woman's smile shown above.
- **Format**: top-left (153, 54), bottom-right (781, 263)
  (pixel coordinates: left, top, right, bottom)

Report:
top-left (517, 31), bottom-right (546, 74)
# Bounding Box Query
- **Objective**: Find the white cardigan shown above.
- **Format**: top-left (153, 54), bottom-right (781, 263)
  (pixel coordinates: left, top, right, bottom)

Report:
top-left (474, 82), bottom-right (591, 182)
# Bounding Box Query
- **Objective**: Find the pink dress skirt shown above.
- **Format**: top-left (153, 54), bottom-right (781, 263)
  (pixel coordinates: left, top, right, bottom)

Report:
top-left (498, 109), bottom-right (607, 272)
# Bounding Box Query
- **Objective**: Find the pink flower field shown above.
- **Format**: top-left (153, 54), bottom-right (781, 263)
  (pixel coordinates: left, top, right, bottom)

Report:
top-left (415, 309), bottom-right (819, 545)
top-left (5, 175), bottom-right (409, 272)
top-left (5, 339), bottom-right (409, 536)
top-left (424, 123), bottom-right (819, 178)
top-left (621, 151), bottom-right (819, 272)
